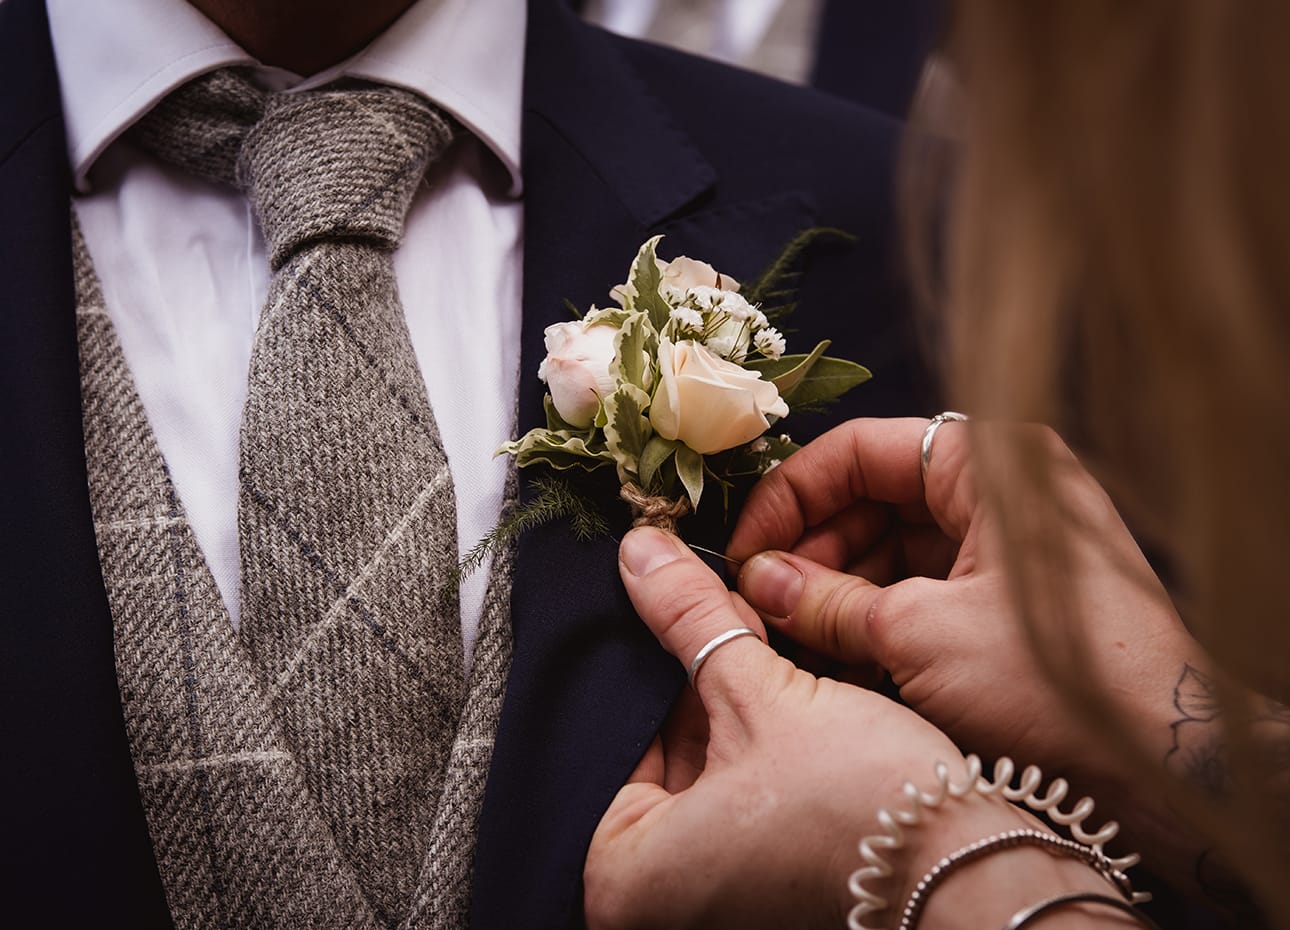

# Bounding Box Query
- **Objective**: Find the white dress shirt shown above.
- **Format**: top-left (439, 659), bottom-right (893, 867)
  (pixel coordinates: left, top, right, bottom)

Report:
top-left (46, 0), bottom-right (527, 670)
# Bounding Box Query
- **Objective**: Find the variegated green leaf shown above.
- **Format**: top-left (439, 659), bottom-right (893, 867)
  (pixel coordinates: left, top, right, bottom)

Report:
top-left (499, 428), bottom-right (614, 472)
top-left (628, 234), bottom-right (674, 331)
top-left (603, 383), bottom-right (653, 482)
top-left (584, 307), bottom-right (634, 328)
top-left (609, 311), bottom-right (657, 393)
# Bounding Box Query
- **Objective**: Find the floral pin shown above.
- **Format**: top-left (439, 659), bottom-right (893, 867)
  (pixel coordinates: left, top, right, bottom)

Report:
top-left (458, 230), bottom-right (869, 578)
top-left (511, 230), bottom-right (872, 523)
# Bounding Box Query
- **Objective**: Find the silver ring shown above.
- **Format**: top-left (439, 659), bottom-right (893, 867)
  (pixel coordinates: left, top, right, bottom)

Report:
top-left (687, 628), bottom-right (760, 689)
top-left (920, 411), bottom-right (968, 481)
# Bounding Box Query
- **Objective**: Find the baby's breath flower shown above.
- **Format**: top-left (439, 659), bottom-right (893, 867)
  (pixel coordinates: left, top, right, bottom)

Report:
top-left (749, 437), bottom-right (770, 453)
top-left (661, 283), bottom-right (688, 304)
top-left (706, 334), bottom-right (739, 360)
top-left (748, 308), bottom-right (769, 330)
top-left (765, 458), bottom-right (782, 472)
top-left (753, 326), bottom-right (786, 360)
top-left (687, 285), bottom-right (725, 310)
top-left (718, 292), bottom-right (755, 321)
top-left (669, 305), bottom-right (704, 332)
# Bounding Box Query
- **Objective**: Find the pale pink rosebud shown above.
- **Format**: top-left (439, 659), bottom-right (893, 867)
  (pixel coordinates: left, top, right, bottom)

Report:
top-left (538, 321), bottom-right (619, 428)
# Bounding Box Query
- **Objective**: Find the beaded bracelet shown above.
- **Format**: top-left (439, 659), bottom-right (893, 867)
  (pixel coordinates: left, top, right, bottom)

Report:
top-left (846, 755), bottom-right (1150, 930)
top-left (898, 828), bottom-right (1136, 930)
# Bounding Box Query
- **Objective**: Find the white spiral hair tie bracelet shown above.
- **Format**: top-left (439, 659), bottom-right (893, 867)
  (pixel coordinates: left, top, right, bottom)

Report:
top-left (846, 754), bottom-right (1151, 930)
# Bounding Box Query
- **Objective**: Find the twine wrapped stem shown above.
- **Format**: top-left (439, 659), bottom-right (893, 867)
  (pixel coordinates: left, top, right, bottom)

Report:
top-left (620, 483), bottom-right (689, 534)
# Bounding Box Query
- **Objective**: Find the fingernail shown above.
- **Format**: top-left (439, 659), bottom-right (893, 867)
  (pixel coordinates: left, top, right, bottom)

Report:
top-left (739, 552), bottom-right (804, 619)
top-left (620, 527), bottom-right (684, 577)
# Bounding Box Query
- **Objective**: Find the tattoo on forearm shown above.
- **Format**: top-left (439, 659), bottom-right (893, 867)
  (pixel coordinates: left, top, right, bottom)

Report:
top-left (1165, 663), bottom-right (1232, 799)
top-left (1164, 663), bottom-right (1290, 925)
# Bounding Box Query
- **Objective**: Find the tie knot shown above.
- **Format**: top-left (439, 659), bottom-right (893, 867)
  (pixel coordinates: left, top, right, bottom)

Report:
top-left (134, 70), bottom-right (454, 269)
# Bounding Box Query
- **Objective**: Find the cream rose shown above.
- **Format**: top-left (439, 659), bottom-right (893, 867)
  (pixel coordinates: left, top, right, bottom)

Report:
top-left (538, 321), bottom-right (618, 428)
top-left (659, 255), bottom-right (740, 295)
top-left (649, 339), bottom-right (788, 455)
top-left (613, 255), bottom-right (740, 306)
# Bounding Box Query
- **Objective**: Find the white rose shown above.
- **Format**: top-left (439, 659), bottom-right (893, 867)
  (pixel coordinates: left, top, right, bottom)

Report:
top-left (649, 339), bottom-right (788, 455)
top-left (538, 321), bottom-right (618, 428)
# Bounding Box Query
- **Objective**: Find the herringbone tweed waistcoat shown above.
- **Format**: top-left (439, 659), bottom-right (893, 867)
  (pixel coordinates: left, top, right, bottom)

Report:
top-left (74, 68), bottom-right (514, 930)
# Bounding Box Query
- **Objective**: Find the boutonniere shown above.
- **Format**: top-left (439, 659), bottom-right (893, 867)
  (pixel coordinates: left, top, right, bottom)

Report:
top-left (459, 230), bottom-right (869, 577)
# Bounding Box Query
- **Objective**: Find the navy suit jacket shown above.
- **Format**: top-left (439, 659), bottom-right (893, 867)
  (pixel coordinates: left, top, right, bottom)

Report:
top-left (0, 0), bottom-right (930, 926)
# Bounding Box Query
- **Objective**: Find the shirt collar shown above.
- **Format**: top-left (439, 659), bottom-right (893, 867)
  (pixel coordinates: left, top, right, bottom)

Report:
top-left (46, 0), bottom-right (526, 195)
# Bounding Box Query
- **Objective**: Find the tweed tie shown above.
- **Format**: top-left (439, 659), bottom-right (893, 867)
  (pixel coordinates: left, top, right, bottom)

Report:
top-left (134, 70), bottom-right (464, 925)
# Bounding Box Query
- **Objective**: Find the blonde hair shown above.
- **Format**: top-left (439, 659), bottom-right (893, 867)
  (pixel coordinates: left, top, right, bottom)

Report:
top-left (908, 2), bottom-right (1290, 923)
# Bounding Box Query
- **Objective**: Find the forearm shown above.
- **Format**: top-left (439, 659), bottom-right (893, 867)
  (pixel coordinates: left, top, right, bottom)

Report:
top-left (1069, 662), bottom-right (1289, 926)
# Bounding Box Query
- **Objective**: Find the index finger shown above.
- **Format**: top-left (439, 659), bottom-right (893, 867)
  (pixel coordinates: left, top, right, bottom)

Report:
top-left (728, 417), bottom-right (974, 562)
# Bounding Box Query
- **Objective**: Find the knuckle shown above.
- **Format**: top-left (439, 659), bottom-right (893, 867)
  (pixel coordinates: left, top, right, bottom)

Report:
top-left (813, 576), bottom-right (872, 661)
top-left (651, 580), bottom-right (735, 648)
top-left (865, 577), bottom-right (937, 662)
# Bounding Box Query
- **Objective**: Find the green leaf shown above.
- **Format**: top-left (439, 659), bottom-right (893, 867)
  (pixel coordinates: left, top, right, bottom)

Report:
top-left (603, 383), bottom-right (653, 482)
top-left (585, 307), bottom-right (635, 328)
top-left (745, 340), bottom-right (831, 400)
top-left (628, 235), bottom-right (674, 331)
top-left (674, 443), bottom-right (705, 511)
top-left (779, 357), bottom-right (873, 407)
top-left (499, 428), bottom-right (614, 472)
top-left (609, 312), bottom-right (657, 393)
top-left (563, 298), bottom-right (584, 320)
top-left (638, 435), bottom-right (679, 491)
top-left (745, 342), bottom-right (872, 408)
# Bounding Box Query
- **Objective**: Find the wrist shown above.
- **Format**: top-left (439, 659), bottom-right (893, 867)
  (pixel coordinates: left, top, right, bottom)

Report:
top-left (899, 800), bottom-right (1132, 928)
top-left (849, 755), bottom-right (1154, 930)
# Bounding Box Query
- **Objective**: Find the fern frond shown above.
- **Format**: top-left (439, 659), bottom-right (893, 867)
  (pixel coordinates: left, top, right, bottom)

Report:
top-left (742, 227), bottom-right (857, 320)
top-left (454, 475), bottom-right (610, 587)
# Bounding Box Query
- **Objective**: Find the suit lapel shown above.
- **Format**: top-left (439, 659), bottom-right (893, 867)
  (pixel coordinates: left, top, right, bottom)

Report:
top-left (470, 4), bottom-right (817, 928)
top-left (0, 0), bottom-right (173, 924)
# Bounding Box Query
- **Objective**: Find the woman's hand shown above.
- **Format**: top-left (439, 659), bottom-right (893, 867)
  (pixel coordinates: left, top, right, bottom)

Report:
top-left (585, 527), bottom-right (1094, 930)
top-left (729, 417), bottom-right (1200, 786)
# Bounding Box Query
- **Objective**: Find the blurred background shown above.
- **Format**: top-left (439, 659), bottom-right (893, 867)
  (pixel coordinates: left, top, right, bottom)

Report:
top-left (576, 0), bottom-right (943, 119)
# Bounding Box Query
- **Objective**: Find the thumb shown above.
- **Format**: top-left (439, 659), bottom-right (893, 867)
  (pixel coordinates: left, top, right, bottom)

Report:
top-left (619, 527), bottom-right (770, 704)
top-left (737, 550), bottom-right (883, 665)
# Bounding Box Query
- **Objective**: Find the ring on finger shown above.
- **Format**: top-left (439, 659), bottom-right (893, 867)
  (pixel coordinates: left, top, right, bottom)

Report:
top-left (687, 627), bottom-right (761, 689)
top-left (920, 411), bottom-right (969, 482)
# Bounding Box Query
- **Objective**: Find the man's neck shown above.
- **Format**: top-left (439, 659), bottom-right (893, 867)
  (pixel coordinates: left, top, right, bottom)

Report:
top-left (187, 0), bottom-right (421, 75)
